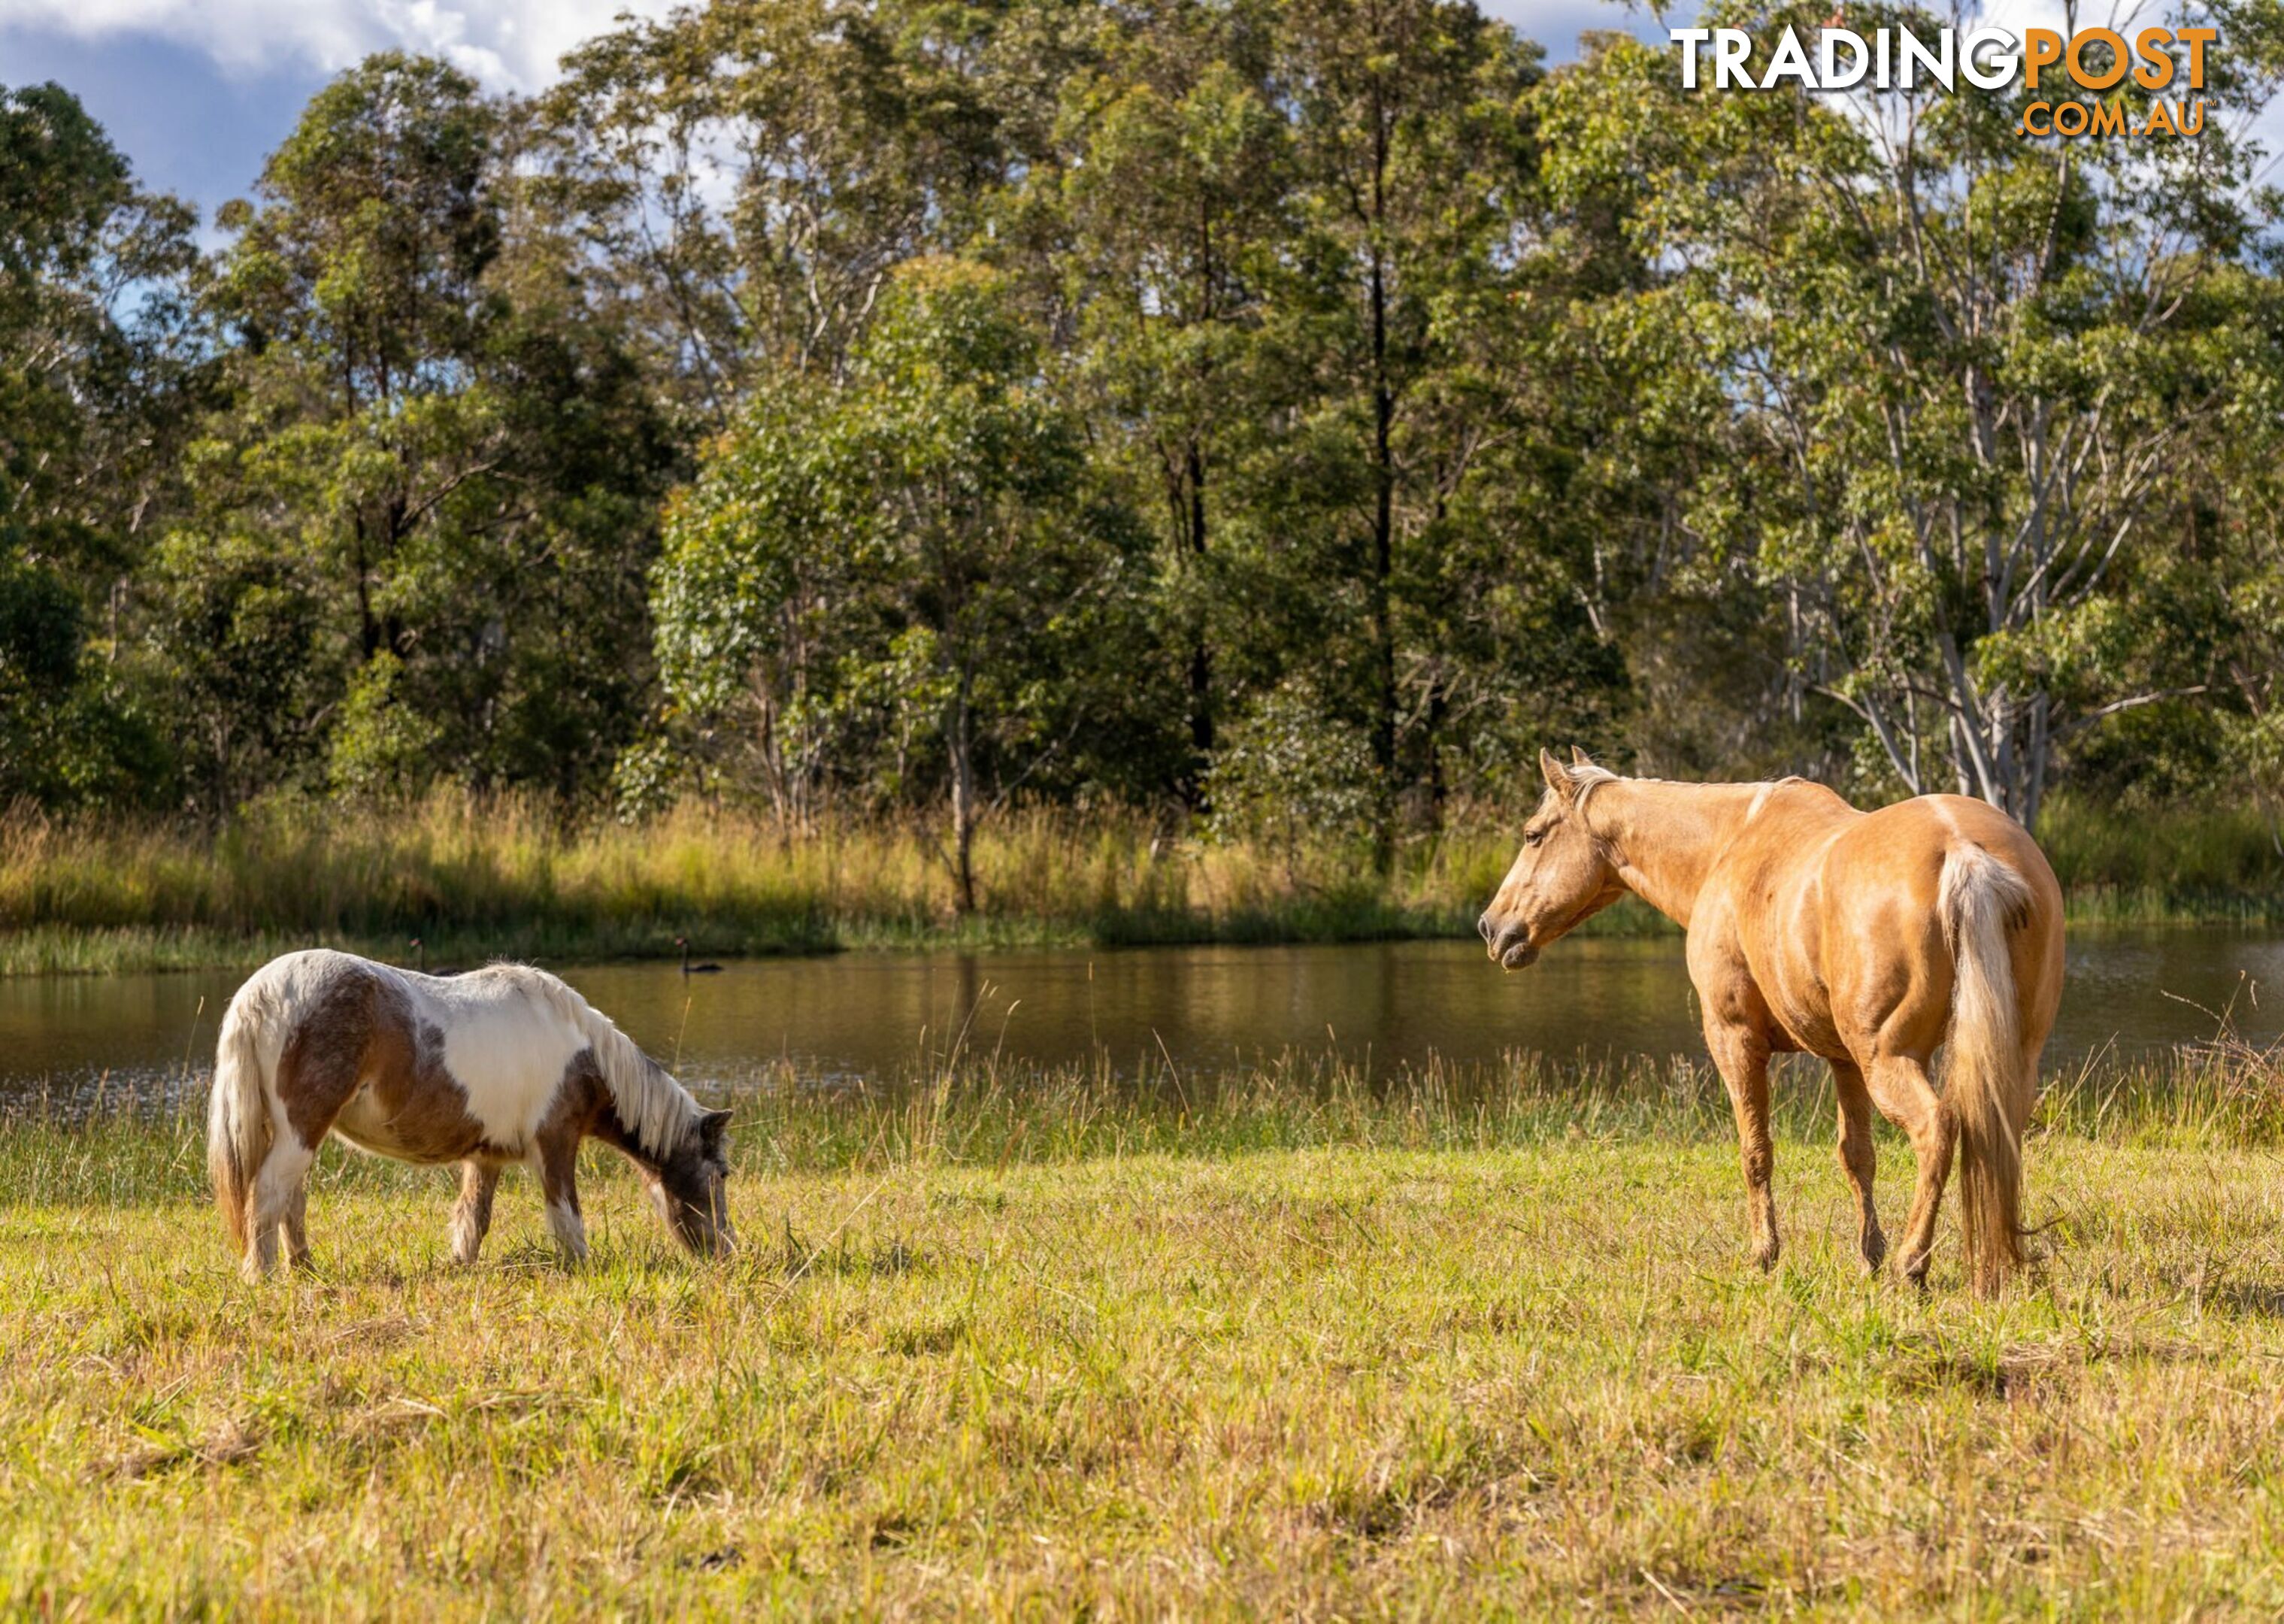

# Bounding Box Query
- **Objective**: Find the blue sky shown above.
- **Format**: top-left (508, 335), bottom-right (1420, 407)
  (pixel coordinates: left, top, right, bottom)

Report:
top-left (0, 0), bottom-right (1643, 223)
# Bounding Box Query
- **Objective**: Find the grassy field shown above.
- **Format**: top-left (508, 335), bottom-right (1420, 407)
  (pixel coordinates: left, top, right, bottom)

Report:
top-left (4, 1047), bottom-right (2284, 1616)
top-left (2, 791), bottom-right (2280, 975)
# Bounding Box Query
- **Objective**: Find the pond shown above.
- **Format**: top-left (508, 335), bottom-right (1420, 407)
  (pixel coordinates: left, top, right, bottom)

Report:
top-left (1, 928), bottom-right (2277, 1108)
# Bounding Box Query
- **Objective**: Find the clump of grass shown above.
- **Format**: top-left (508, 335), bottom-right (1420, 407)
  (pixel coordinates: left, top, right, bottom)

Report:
top-left (2040, 795), bottom-right (2284, 920)
top-left (0, 794), bottom-right (1586, 974)
top-left (10, 1034), bottom-right (2278, 1200)
top-left (3, 1041), bottom-right (2284, 1614)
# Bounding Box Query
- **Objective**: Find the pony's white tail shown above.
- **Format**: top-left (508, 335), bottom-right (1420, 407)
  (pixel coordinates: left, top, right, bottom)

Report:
top-left (1939, 843), bottom-right (2037, 1294)
top-left (207, 999), bottom-right (273, 1252)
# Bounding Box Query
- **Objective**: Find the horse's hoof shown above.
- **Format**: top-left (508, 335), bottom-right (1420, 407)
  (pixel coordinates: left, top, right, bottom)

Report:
top-left (1752, 1244), bottom-right (1781, 1274)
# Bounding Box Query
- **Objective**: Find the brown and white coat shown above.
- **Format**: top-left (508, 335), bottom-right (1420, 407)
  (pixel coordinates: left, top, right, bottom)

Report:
top-left (208, 950), bottom-right (733, 1277)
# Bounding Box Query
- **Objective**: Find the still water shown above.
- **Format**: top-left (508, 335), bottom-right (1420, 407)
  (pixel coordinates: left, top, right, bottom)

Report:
top-left (0, 930), bottom-right (2276, 1105)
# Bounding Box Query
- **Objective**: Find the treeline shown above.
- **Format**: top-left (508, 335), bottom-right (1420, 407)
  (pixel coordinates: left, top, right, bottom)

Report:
top-left (7, 0), bottom-right (2284, 910)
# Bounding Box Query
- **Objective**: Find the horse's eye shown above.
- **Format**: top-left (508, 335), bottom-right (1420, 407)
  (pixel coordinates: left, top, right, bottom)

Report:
top-left (1525, 829), bottom-right (1546, 847)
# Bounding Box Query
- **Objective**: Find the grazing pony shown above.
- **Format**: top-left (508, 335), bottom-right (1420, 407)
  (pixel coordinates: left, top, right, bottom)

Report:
top-left (208, 950), bottom-right (734, 1278)
top-left (1479, 750), bottom-right (2064, 1293)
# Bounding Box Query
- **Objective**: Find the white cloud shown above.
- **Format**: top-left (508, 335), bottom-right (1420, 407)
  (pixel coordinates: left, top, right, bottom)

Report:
top-left (0, 0), bottom-right (680, 87)
top-left (0, 0), bottom-right (1665, 85)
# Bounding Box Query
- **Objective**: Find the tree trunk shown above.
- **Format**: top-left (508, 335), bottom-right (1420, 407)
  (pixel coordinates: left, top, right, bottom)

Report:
top-left (1185, 436), bottom-right (1213, 772)
top-left (1366, 155), bottom-right (1397, 876)
top-left (947, 683), bottom-right (978, 915)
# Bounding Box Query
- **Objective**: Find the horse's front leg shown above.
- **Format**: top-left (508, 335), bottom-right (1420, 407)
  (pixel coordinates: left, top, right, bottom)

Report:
top-left (535, 1136), bottom-right (588, 1265)
top-left (450, 1162), bottom-right (499, 1265)
top-left (1704, 1020), bottom-right (1780, 1272)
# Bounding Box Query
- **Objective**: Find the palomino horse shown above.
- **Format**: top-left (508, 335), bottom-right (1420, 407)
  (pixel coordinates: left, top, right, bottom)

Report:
top-left (208, 950), bottom-right (734, 1277)
top-left (1479, 751), bottom-right (2064, 1292)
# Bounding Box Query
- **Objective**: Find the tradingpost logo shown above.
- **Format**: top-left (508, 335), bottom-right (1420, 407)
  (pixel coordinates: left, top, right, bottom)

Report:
top-left (1670, 20), bottom-right (2216, 137)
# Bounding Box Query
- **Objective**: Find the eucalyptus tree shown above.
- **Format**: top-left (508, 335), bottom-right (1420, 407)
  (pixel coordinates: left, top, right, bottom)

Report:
top-left (168, 53), bottom-right (675, 804)
top-left (1537, 2), bottom-right (2284, 823)
top-left (0, 82), bottom-right (201, 804)
top-left (544, 0), bottom-right (1036, 420)
top-left (654, 259), bottom-right (1162, 908)
top-left (1264, 0), bottom-right (1548, 857)
top-left (1050, 0), bottom-right (1289, 785)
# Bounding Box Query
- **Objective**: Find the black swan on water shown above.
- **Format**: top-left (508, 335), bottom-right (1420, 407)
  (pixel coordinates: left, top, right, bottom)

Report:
top-left (677, 937), bottom-right (724, 975)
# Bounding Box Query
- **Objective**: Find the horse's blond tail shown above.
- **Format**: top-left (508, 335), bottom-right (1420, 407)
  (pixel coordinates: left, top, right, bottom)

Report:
top-left (1939, 843), bottom-right (2037, 1295)
top-left (207, 998), bottom-right (272, 1253)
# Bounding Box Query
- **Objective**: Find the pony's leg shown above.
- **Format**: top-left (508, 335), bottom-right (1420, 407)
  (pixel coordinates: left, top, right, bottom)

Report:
top-left (244, 1133), bottom-right (317, 1281)
top-left (280, 1183), bottom-right (313, 1272)
top-left (1861, 1053), bottom-right (1955, 1285)
top-left (1830, 1059), bottom-right (1886, 1273)
top-left (450, 1162), bottom-right (499, 1265)
top-left (535, 1139), bottom-right (588, 1265)
top-left (1704, 1023), bottom-right (1780, 1271)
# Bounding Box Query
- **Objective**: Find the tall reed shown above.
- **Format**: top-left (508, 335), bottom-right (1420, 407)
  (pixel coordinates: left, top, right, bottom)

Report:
top-left (2, 789), bottom-right (2276, 974)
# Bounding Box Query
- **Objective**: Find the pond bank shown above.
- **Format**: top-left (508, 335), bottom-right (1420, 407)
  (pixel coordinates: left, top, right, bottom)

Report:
top-left (3, 795), bottom-right (2279, 976)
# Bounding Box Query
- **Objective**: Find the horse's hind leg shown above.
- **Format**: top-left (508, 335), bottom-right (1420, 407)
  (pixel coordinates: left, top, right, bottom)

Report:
top-left (280, 1184), bottom-right (313, 1272)
top-left (450, 1162), bottom-right (499, 1265)
top-left (244, 1023), bottom-right (364, 1279)
top-left (1831, 1059), bottom-right (1886, 1273)
top-left (245, 1135), bottom-right (317, 1280)
top-left (1862, 1053), bottom-right (1955, 1285)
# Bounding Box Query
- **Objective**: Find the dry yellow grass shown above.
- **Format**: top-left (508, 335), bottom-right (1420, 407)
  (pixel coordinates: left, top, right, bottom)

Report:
top-left (4, 1053), bottom-right (2284, 1616)
top-left (4, 790), bottom-right (2276, 974)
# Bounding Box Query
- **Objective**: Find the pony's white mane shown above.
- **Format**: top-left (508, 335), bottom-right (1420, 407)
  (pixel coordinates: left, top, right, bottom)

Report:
top-left (520, 969), bottom-right (698, 1160)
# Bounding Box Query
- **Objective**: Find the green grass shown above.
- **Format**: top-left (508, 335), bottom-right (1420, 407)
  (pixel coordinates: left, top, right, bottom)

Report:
top-left (1, 790), bottom-right (2278, 975)
top-left (3, 1044), bottom-right (2284, 1615)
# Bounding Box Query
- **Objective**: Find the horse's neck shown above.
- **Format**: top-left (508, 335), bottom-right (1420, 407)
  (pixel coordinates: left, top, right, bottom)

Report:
top-left (1589, 779), bottom-right (1766, 930)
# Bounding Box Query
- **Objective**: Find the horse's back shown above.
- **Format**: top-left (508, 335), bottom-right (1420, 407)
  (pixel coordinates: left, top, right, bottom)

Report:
top-left (228, 950), bottom-right (598, 1161)
top-left (422, 966), bottom-right (595, 1136)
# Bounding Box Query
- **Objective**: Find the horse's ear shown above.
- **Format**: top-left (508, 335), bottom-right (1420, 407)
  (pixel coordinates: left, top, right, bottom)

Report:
top-left (1571, 746), bottom-right (1594, 768)
top-left (1539, 747), bottom-right (1574, 803)
top-left (698, 1108), bottom-right (732, 1147)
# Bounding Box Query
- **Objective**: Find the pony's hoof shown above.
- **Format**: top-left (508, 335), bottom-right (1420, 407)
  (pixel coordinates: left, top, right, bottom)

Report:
top-left (1859, 1236), bottom-right (1888, 1275)
top-left (1752, 1242), bottom-right (1781, 1274)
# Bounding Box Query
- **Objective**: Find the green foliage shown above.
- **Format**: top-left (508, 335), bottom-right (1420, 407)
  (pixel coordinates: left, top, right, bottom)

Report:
top-left (0, 83), bottom-right (201, 807)
top-left (1204, 679), bottom-right (1379, 876)
top-left (8, 0), bottom-right (2284, 847)
top-left (1537, 9), bottom-right (2284, 820)
top-left (656, 258), bottom-right (1163, 903)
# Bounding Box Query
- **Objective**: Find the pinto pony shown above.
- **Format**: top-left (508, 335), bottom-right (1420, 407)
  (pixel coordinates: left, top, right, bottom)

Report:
top-left (208, 950), bottom-right (734, 1277)
top-left (1479, 751), bottom-right (2064, 1293)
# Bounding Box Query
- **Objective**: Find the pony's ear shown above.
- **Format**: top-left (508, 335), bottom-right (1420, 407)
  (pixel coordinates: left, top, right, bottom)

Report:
top-left (698, 1107), bottom-right (732, 1147)
top-left (1539, 747), bottom-right (1574, 803)
top-left (1571, 746), bottom-right (1594, 768)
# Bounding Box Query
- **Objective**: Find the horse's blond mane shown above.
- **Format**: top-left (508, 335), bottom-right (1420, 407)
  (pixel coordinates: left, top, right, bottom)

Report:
top-left (1566, 760), bottom-right (1620, 809)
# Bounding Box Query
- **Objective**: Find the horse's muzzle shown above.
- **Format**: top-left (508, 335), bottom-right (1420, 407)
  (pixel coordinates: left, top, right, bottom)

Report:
top-left (1482, 917), bottom-right (1539, 969)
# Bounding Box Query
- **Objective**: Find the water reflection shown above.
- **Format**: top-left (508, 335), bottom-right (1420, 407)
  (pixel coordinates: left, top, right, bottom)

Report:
top-left (0, 929), bottom-right (2276, 1104)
